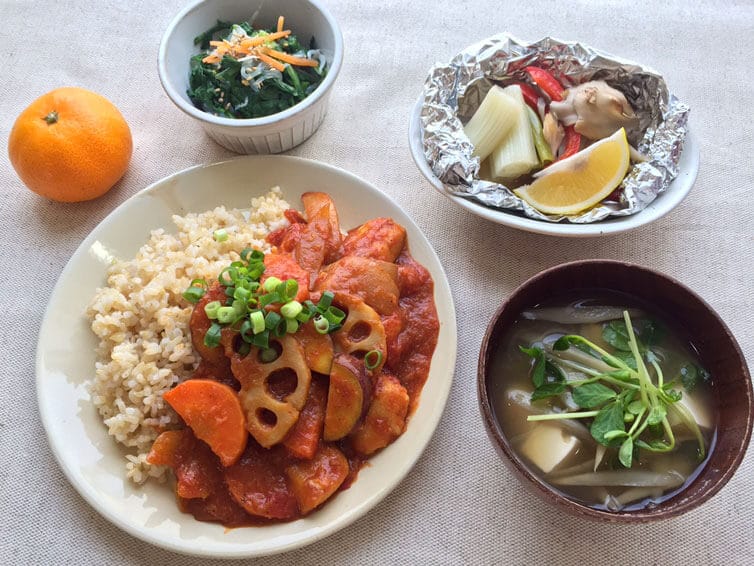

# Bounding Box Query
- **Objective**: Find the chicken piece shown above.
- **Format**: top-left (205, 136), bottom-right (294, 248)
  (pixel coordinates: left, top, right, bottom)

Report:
top-left (314, 255), bottom-right (400, 315)
top-left (295, 192), bottom-right (343, 273)
top-left (224, 444), bottom-right (298, 520)
top-left (350, 373), bottom-right (409, 456)
top-left (549, 80), bottom-right (637, 140)
top-left (342, 218), bottom-right (406, 263)
top-left (286, 444), bottom-right (349, 514)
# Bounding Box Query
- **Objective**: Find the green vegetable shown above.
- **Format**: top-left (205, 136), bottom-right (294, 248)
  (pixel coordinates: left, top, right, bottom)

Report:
top-left (364, 350), bottom-right (383, 371)
top-left (182, 278), bottom-right (208, 303)
top-left (187, 20), bottom-right (327, 119)
top-left (519, 345), bottom-right (566, 399)
top-left (523, 311), bottom-right (707, 468)
top-left (572, 382), bottom-right (617, 408)
top-left (489, 85), bottom-right (539, 180)
top-left (213, 228), bottom-right (229, 242)
top-left (524, 105), bottom-right (554, 166)
top-left (182, 247), bottom-right (341, 351)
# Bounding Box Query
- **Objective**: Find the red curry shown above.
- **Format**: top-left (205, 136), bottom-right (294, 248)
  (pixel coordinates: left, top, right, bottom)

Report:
top-left (148, 192), bottom-right (439, 526)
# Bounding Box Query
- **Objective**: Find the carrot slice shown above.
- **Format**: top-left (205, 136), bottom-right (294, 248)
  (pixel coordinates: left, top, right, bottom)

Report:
top-left (256, 51), bottom-right (286, 72)
top-left (240, 30), bottom-right (291, 49)
top-left (163, 379), bottom-right (248, 467)
top-left (146, 430), bottom-right (184, 467)
top-left (264, 48), bottom-right (319, 67)
top-left (283, 378), bottom-right (327, 459)
top-left (277, 16), bottom-right (285, 33)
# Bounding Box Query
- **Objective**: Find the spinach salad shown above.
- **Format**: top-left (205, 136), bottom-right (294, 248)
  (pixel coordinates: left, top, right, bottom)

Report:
top-left (188, 18), bottom-right (327, 119)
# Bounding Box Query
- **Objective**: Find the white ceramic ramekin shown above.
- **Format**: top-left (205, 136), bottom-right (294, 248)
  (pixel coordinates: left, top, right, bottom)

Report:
top-left (158, 0), bottom-right (343, 154)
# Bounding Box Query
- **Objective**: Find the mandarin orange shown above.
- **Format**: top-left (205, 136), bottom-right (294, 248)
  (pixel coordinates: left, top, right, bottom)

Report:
top-left (8, 87), bottom-right (132, 202)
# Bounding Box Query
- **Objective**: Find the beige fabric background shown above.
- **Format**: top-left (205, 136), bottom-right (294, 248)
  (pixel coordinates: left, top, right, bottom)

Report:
top-left (1, 1), bottom-right (752, 564)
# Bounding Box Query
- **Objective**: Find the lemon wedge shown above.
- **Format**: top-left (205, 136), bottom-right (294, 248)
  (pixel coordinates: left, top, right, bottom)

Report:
top-left (514, 128), bottom-right (631, 215)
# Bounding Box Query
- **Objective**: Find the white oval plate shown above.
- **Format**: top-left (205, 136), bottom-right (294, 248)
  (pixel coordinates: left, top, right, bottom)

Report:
top-left (408, 98), bottom-right (699, 237)
top-left (36, 156), bottom-right (457, 558)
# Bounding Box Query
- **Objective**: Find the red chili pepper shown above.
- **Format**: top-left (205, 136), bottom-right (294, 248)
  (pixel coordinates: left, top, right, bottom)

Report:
top-left (524, 66), bottom-right (565, 102)
top-left (559, 126), bottom-right (582, 160)
top-left (512, 81), bottom-right (541, 112)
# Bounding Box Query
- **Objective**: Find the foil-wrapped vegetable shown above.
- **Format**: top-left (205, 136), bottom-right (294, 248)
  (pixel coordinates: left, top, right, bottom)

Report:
top-left (420, 34), bottom-right (690, 223)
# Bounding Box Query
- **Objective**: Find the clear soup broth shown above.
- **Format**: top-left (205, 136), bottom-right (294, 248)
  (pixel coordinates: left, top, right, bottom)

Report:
top-left (489, 289), bottom-right (717, 512)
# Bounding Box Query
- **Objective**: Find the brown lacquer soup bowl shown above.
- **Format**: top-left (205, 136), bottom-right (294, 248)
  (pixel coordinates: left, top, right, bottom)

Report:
top-left (478, 260), bottom-right (752, 522)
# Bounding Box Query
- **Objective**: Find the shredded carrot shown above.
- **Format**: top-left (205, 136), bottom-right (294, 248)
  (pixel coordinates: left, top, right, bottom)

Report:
top-left (240, 30), bottom-right (291, 49)
top-left (209, 40), bottom-right (224, 47)
top-left (256, 51), bottom-right (286, 72)
top-left (264, 48), bottom-right (319, 67)
top-left (202, 54), bottom-right (221, 64)
top-left (277, 16), bottom-right (284, 33)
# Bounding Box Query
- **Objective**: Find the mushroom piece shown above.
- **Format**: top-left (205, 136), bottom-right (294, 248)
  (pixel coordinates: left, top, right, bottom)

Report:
top-left (549, 80), bottom-right (637, 141)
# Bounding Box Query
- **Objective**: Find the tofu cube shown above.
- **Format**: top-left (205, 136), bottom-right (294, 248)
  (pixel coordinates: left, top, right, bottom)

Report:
top-left (519, 424), bottom-right (580, 474)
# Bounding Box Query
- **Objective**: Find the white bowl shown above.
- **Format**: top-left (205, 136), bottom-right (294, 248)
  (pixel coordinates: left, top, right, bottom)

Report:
top-left (158, 0), bottom-right (343, 154)
top-left (408, 99), bottom-right (699, 237)
top-left (36, 156), bottom-right (457, 558)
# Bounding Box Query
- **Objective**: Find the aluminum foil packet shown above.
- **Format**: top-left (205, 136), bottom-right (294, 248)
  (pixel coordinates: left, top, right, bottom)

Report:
top-left (420, 34), bottom-right (690, 223)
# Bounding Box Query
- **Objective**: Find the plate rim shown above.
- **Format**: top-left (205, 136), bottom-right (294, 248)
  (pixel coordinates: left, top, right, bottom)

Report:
top-left (35, 155), bottom-right (458, 558)
top-left (408, 97), bottom-right (699, 237)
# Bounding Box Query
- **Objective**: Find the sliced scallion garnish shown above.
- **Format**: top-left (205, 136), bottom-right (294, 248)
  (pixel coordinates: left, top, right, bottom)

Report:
top-left (364, 349), bottom-right (382, 371)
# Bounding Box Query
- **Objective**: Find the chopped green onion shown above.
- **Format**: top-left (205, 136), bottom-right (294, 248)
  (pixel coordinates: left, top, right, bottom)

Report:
top-left (251, 329), bottom-right (270, 349)
top-left (364, 350), bottom-right (383, 371)
top-left (250, 311), bottom-right (265, 334)
top-left (182, 278), bottom-right (208, 304)
top-left (323, 306), bottom-right (346, 325)
top-left (259, 292), bottom-right (280, 307)
top-left (239, 319), bottom-right (254, 343)
top-left (234, 286), bottom-right (251, 302)
top-left (264, 277), bottom-right (282, 292)
top-left (313, 315), bottom-right (330, 334)
top-left (204, 322), bottom-right (222, 348)
top-left (241, 248), bottom-right (264, 263)
top-left (204, 300), bottom-right (222, 319)
top-left (260, 348), bottom-right (278, 363)
top-left (281, 300), bottom-right (303, 319)
top-left (279, 279), bottom-right (298, 301)
top-left (274, 319), bottom-right (288, 337)
top-left (187, 247), bottom-right (342, 352)
top-left (237, 342), bottom-right (251, 356)
top-left (213, 228), bottom-right (229, 242)
top-left (318, 290), bottom-right (334, 310)
top-left (217, 306), bottom-right (237, 324)
top-left (264, 311), bottom-right (282, 330)
top-left (183, 286), bottom-right (206, 304)
top-left (218, 267), bottom-right (235, 287)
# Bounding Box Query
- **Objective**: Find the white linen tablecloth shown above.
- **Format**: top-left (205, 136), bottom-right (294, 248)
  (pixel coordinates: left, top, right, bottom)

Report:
top-left (1, 1), bottom-right (752, 564)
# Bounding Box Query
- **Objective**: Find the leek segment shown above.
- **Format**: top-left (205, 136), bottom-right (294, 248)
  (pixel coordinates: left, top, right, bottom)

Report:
top-left (463, 86), bottom-right (518, 161)
top-left (488, 85), bottom-right (539, 181)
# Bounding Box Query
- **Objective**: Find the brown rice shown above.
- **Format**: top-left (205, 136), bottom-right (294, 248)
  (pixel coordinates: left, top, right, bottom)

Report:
top-left (87, 187), bottom-right (289, 483)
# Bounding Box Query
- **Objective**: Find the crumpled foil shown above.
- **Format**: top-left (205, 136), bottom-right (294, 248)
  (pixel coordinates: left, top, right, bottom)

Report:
top-left (420, 34), bottom-right (690, 223)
